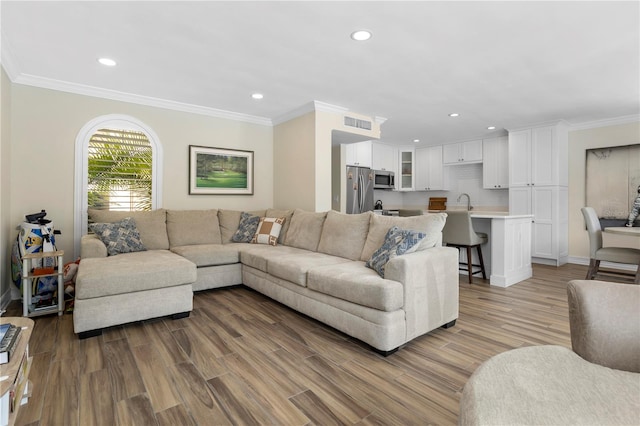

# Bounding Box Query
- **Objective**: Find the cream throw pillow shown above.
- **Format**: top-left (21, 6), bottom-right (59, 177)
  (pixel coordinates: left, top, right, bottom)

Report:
top-left (252, 217), bottom-right (286, 246)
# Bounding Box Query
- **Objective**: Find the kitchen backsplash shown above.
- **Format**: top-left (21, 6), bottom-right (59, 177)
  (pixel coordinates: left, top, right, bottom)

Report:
top-left (374, 163), bottom-right (509, 209)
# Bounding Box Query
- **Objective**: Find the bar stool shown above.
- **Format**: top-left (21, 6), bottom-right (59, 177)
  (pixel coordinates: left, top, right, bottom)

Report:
top-left (442, 211), bottom-right (488, 283)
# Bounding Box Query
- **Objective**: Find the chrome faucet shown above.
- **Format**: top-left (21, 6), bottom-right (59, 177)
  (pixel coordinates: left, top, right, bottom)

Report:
top-left (457, 193), bottom-right (472, 211)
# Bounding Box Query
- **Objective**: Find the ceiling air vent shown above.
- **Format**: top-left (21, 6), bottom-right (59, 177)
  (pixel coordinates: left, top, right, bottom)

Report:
top-left (344, 116), bottom-right (372, 130)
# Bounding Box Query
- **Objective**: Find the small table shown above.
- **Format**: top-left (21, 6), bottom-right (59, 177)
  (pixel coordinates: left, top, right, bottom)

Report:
top-left (0, 317), bottom-right (33, 426)
top-left (603, 227), bottom-right (640, 284)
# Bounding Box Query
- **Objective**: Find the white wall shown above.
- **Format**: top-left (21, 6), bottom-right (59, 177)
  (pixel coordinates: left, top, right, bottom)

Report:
top-left (7, 83), bottom-right (273, 273)
top-left (1, 68), bottom-right (13, 309)
top-left (374, 163), bottom-right (509, 210)
top-left (568, 121), bottom-right (640, 260)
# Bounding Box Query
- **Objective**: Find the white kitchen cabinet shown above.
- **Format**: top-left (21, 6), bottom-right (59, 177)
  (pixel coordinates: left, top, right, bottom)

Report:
top-left (509, 126), bottom-right (567, 187)
top-left (345, 140), bottom-right (372, 167)
top-left (508, 122), bottom-right (568, 265)
top-left (415, 145), bottom-right (445, 190)
top-left (482, 136), bottom-right (509, 189)
top-left (443, 140), bottom-right (483, 165)
top-left (371, 142), bottom-right (397, 173)
top-left (398, 147), bottom-right (415, 191)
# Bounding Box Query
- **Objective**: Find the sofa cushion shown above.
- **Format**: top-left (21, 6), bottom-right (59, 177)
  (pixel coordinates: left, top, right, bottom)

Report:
top-left (307, 262), bottom-right (404, 311)
top-left (267, 252), bottom-right (351, 287)
top-left (76, 250), bottom-right (196, 299)
top-left (88, 208), bottom-right (169, 250)
top-left (316, 211), bottom-right (371, 261)
top-left (239, 245), bottom-right (309, 273)
top-left (167, 209), bottom-right (222, 247)
top-left (252, 217), bottom-right (286, 246)
top-left (284, 209), bottom-right (327, 252)
top-left (89, 217), bottom-right (146, 256)
top-left (231, 212), bottom-right (261, 243)
top-left (170, 244), bottom-right (240, 267)
top-left (219, 209), bottom-right (266, 243)
top-left (265, 208), bottom-right (294, 244)
top-left (360, 213), bottom-right (447, 261)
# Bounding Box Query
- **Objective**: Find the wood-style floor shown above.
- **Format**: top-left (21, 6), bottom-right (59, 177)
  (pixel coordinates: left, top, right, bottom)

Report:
top-left (5, 263), bottom-right (591, 426)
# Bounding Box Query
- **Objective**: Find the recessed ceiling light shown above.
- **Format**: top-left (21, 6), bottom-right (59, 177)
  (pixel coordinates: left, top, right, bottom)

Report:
top-left (97, 57), bottom-right (117, 67)
top-left (448, 113), bottom-right (459, 117)
top-left (413, 139), bottom-right (420, 143)
top-left (351, 30), bottom-right (372, 41)
top-left (251, 93), bottom-right (264, 100)
top-left (487, 126), bottom-right (496, 130)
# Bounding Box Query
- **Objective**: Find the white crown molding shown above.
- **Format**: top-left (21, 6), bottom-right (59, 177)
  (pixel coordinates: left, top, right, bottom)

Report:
top-left (272, 100), bottom-right (350, 126)
top-left (505, 119), bottom-right (571, 133)
top-left (9, 72), bottom-right (273, 126)
top-left (568, 114), bottom-right (640, 131)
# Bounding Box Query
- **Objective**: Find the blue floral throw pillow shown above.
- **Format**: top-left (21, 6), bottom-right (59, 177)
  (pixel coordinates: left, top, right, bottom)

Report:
top-left (232, 212), bottom-right (261, 243)
top-left (89, 217), bottom-right (146, 256)
top-left (366, 226), bottom-right (426, 277)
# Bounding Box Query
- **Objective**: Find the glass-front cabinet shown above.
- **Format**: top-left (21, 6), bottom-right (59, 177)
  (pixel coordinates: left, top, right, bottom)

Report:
top-left (398, 148), bottom-right (415, 191)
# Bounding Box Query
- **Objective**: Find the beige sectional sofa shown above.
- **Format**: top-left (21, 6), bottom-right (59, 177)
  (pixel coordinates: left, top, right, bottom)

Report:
top-left (75, 207), bottom-right (459, 354)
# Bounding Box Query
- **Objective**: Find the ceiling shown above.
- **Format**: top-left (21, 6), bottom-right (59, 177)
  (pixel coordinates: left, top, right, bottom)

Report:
top-left (2, 1), bottom-right (639, 146)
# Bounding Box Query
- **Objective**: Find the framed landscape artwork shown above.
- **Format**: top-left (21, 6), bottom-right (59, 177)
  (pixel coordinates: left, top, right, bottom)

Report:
top-left (189, 145), bottom-right (254, 195)
top-left (585, 143), bottom-right (640, 227)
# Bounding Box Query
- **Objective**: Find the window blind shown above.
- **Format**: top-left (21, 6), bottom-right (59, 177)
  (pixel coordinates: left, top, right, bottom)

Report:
top-left (87, 128), bottom-right (153, 212)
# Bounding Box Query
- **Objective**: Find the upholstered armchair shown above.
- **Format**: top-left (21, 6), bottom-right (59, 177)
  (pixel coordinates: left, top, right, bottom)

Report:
top-left (458, 279), bottom-right (640, 425)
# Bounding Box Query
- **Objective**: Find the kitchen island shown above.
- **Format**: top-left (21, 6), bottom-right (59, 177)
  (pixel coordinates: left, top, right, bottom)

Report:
top-left (424, 210), bottom-right (533, 287)
top-left (375, 208), bottom-right (533, 287)
top-left (468, 212), bottom-right (533, 287)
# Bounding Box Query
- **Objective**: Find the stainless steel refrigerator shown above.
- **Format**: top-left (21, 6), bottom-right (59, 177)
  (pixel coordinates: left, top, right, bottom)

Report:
top-left (346, 166), bottom-right (374, 214)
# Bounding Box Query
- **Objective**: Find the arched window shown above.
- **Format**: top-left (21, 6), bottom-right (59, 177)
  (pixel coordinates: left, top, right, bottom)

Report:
top-left (74, 115), bottom-right (163, 257)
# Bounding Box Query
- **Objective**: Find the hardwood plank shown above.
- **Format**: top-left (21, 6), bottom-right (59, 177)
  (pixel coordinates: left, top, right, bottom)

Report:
top-left (28, 315), bottom-right (58, 355)
top-left (14, 351), bottom-right (51, 425)
top-left (289, 389), bottom-right (344, 425)
top-left (78, 333), bottom-right (103, 375)
top-left (39, 359), bottom-right (79, 426)
top-left (142, 320), bottom-right (190, 366)
top-left (156, 404), bottom-right (196, 426)
top-left (132, 344), bottom-right (182, 413)
top-left (220, 352), bottom-right (310, 425)
top-left (78, 369), bottom-right (116, 426)
top-left (171, 327), bottom-right (229, 379)
top-left (115, 393), bottom-right (158, 426)
top-left (103, 338), bottom-right (146, 401)
top-left (52, 314), bottom-right (78, 362)
top-left (207, 372), bottom-right (277, 425)
top-left (167, 362), bottom-right (231, 426)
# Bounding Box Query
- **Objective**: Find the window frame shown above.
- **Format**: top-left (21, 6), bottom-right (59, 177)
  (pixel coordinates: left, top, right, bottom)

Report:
top-left (74, 114), bottom-right (163, 258)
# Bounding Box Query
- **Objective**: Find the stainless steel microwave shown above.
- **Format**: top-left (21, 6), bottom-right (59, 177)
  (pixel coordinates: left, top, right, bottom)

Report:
top-left (373, 170), bottom-right (395, 189)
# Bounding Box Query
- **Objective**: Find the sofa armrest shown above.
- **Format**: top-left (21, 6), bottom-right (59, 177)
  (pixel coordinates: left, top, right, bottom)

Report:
top-left (567, 279), bottom-right (640, 373)
top-left (81, 234), bottom-right (107, 259)
top-left (385, 246), bottom-right (459, 340)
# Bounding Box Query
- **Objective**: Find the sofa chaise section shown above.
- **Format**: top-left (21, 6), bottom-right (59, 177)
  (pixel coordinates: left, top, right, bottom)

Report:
top-left (74, 248), bottom-right (195, 337)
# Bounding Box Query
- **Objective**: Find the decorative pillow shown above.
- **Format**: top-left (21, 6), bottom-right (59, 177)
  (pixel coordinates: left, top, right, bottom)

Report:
top-left (365, 226), bottom-right (426, 277)
top-left (360, 213), bottom-right (447, 261)
top-left (365, 227), bottom-right (406, 277)
top-left (89, 217), bottom-right (146, 256)
top-left (232, 212), bottom-right (261, 243)
top-left (252, 217), bottom-right (286, 246)
top-left (88, 208), bottom-right (168, 250)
